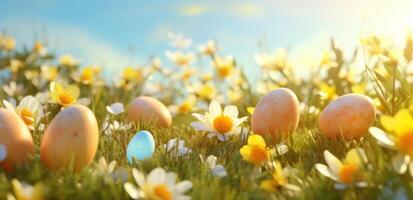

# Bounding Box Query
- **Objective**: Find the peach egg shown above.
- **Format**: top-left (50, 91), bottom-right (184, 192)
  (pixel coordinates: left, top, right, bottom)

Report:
top-left (126, 96), bottom-right (172, 128)
top-left (319, 93), bottom-right (375, 139)
top-left (40, 105), bottom-right (99, 171)
top-left (251, 88), bottom-right (300, 143)
top-left (0, 108), bottom-right (35, 171)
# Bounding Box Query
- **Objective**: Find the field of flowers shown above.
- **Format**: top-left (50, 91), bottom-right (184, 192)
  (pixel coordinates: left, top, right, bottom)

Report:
top-left (0, 33), bottom-right (413, 200)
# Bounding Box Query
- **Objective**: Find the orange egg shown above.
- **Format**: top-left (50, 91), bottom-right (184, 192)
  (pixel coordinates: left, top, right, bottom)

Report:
top-left (0, 108), bottom-right (35, 172)
top-left (251, 88), bottom-right (300, 143)
top-left (319, 93), bottom-right (376, 139)
top-left (40, 105), bottom-right (99, 171)
top-left (126, 96), bottom-right (172, 128)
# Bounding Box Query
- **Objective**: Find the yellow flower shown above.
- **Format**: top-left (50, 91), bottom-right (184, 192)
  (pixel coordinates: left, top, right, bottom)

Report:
top-left (79, 66), bottom-right (100, 84)
top-left (122, 66), bottom-right (143, 82)
top-left (260, 161), bottom-right (299, 192)
top-left (165, 51), bottom-right (195, 67)
top-left (178, 95), bottom-right (197, 113)
top-left (240, 134), bottom-right (270, 165)
top-left (9, 59), bottom-right (23, 73)
top-left (351, 83), bottom-right (366, 94)
top-left (199, 40), bottom-right (216, 56)
top-left (316, 148), bottom-right (367, 187)
top-left (195, 82), bottom-right (216, 100)
top-left (41, 66), bottom-right (58, 81)
top-left (50, 82), bottom-right (80, 107)
top-left (181, 68), bottom-right (195, 81)
top-left (362, 36), bottom-right (383, 56)
top-left (380, 109), bottom-right (413, 156)
top-left (11, 179), bottom-right (43, 200)
top-left (319, 83), bottom-right (337, 100)
top-left (247, 107), bottom-right (255, 115)
top-left (1, 35), bottom-right (16, 51)
top-left (59, 54), bottom-right (78, 67)
top-left (214, 56), bottom-right (235, 78)
top-left (32, 41), bottom-right (47, 55)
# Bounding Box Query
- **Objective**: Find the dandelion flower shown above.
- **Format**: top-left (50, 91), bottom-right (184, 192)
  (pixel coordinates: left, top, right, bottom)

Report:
top-left (124, 167), bottom-right (192, 200)
top-left (316, 148), bottom-right (368, 189)
top-left (191, 100), bottom-right (247, 141)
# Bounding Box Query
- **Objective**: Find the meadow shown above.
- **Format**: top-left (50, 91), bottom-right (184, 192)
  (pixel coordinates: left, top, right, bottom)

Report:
top-left (0, 33), bottom-right (413, 200)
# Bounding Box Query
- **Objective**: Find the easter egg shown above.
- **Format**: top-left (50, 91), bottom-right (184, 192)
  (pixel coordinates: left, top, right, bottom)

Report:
top-left (251, 88), bottom-right (300, 142)
top-left (126, 96), bottom-right (172, 128)
top-left (126, 130), bottom-right (155, 163)
top-left (40, 105), bottom-right (99, 171)
top-left (319, 93), bottom-right (376, 139)
top-left (0, 108), bottom-right (35, 171)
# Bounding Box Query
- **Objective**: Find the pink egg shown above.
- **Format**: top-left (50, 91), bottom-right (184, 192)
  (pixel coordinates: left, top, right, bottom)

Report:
top-left (127, 96), bottom-right (172, 128)
top-left (319, 94), bottom-right (376, 139)
top-left (0, 108), bottom-right (34, 172)
top-left (251, 88), bottom-right (300, 143)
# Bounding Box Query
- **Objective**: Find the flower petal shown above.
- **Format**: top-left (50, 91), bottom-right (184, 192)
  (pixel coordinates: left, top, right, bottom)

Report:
top-left (209, 100), bottom-right (222, 116)
top-left (124, 182), bottom-right (140, 199)
top-left (211, 165), bottom-right (228, 177)
top-left (392, 152), bottom-right (410, 174)
top-left (323, 150), bottom-right (342, 174)
top-left (247, 134), bottom-right (266, 148)
top-left (369, 127), bottom-right (395, 148)
top-left (132, 168), bottom-right (145, 187)
top-left (315, 164), bottom-right (339, 181)
top-left (223, 105), bottom-right (238, 118)
top-left (191, 122), bottom-right (212, 131)
top-left (148, 167), bottom-right (165, 185)
top-left (175, 181), bottom-right (193, 193)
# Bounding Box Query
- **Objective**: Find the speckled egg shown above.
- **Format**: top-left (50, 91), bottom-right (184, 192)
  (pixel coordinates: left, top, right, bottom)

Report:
top-left (126, 96), bottom-right (172, 128)
top-left (319, 93), bottom-right (376, 139)
top-left (0, 108), bottom-right (35, 171)
top-left (126, 130), bottom-right (155, 163)
top-left (251, 88), bottom-right (300, 142)
top-left (40, 105), bottom-right (99, 171)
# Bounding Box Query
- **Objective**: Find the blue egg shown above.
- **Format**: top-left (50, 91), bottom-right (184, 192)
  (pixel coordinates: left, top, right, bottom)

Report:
top-left (126, 130), bottom-right (155, 163)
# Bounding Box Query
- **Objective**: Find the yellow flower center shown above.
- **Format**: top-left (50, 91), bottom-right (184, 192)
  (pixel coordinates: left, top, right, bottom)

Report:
top-left (250, 147), bottom-right (269, 165)
top-left (339, 164), bottom-right (358, 184)
top-left (218, 66), bottom-right (232, 77)
top-left (20, 108), bottom-right (34, 125)
top-left (59, 93), bottom-right (75, 106)
top-left (198, 85), bottom-right (215, 100)
top-left (81, 69), bottom-right (94, 83)
top-left (397, 132), bottom-right (413, 157)
top-left (213, 115), bottom-right (233, 133)
top-left (178, 102), bottom-right (192, 113)
top-left (153, 184), bottom-right (172, 200)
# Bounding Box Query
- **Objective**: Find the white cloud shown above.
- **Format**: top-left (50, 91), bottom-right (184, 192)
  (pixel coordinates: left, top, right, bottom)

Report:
top-left (0, 18), bottom-right (140, 76)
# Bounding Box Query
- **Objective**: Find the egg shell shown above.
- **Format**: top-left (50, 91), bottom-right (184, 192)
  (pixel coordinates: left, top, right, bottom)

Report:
top-left (126, 130), bottom-right (155, 163)
top-left (40, 105), bottom-right (99, 171)
top-left (319, 93), bottom-right (376, 139)
top-left (126, 96), bottom-right (172, 128)
top-left (251, 88), bottom-right (300, 142)
top-left (0, 108), bottom-right (35, 171)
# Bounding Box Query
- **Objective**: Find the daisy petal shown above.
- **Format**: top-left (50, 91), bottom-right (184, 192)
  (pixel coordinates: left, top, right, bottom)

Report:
top-left (211, 165), bottom-right (227, 177)
top-left (323, 150), bottom-right (342, 174)
top-left (315, 164), bottom-right (339, 181)
top-left (392, 153), bottom-right (410, 174)
top-left (148, 167), bottom-right (165, 185)
top-left (175, 181), bottom-right (193, 193)
top-left (223, 105), bottom-right (238, 118)
top-left (132, 168), bottom-right (145, 187)
top-left (209, 100), bottom-right (222, 116)
top-left (369, 127), bottom-right (395, 148)
top-left (124, 182), bottom-right (139, 199)
top-left (191, 122), bottom-right (212, 131)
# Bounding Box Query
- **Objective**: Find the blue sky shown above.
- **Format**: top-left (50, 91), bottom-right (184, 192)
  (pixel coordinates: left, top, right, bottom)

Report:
top-left (1, 0), bottom-right (413, 77)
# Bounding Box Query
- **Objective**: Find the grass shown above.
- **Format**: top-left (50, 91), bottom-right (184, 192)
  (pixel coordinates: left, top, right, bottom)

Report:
top-left (0, 35), bottom-right (413, 199)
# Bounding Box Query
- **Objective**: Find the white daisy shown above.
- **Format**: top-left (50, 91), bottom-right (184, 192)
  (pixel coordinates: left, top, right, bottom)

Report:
top-left (164, 138), bottom-right (192, 157)
top-left (191, 100), bottom-right (247, 141)
top-left (200, 155), bottom-right (227, 178)
top-left (315, 148), bottom-right (368, 189)
top-left (3, 96), bottom-right (43, 130)
top-left (103, 120), bottom-right (132, 136)
top-left (106, 102), bottom-right (125, 115)
top-left (124, 167), bottom-right (192, 200)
